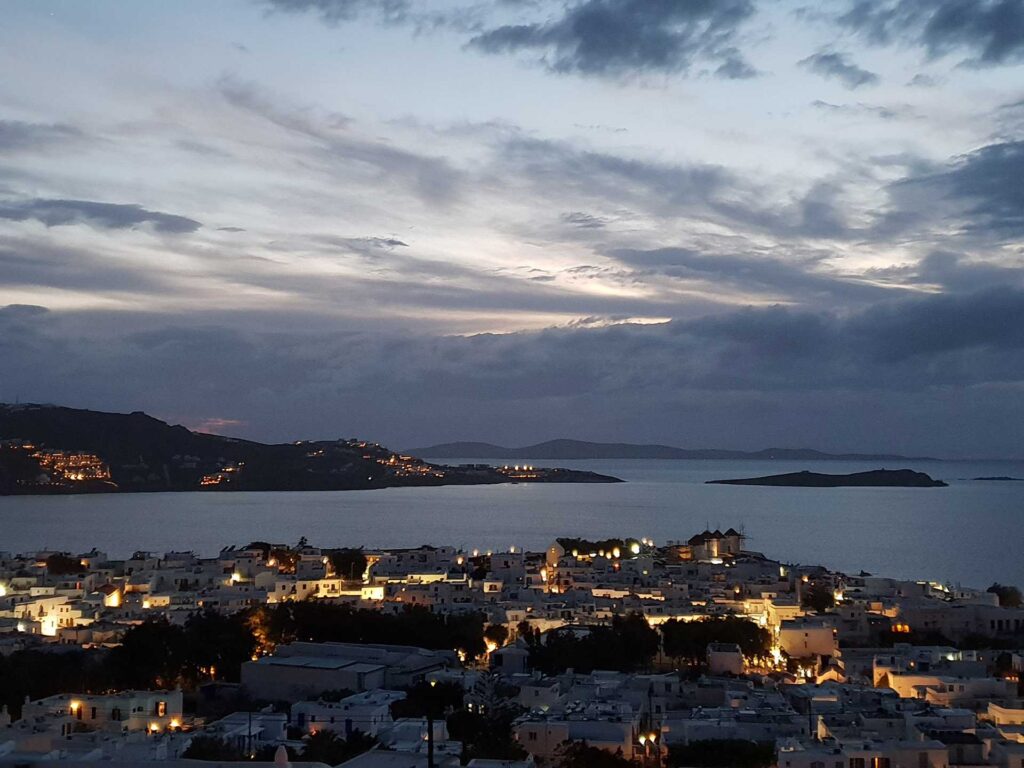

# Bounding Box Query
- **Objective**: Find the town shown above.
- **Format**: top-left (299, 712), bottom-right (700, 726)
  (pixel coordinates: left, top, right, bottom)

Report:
top-left (2, 529), bottom-right (1024, 768)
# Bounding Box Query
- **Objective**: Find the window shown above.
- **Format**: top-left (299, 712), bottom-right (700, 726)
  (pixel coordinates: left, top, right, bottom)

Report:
top-left (528, 732), bottom-right (537, 742)
top-left (156, 701), bottom-right (167, 717)
top-left (850, 758), bottom-right (866, 768)
top-left (872, 758), bottom-right (890, 768)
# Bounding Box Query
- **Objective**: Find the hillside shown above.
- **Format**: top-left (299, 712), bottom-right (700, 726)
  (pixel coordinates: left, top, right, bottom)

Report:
top-left (0, 404), bottom-right (619, 494)
top-left (406, 438), bottom-right (932, 462)
top-left (706, 469), bottom-right (948, 488)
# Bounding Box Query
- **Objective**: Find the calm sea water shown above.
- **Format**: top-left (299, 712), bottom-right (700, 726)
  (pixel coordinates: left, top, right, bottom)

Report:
top-left (2, 458), bottom-right (1022, 589)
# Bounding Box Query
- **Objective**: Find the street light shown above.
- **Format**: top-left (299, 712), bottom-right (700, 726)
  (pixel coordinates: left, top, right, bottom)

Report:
top-left (427, 679), bottom-right (438, 768)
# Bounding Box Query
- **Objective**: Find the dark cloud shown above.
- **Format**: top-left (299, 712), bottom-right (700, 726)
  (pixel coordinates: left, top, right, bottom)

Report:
top-left (468, 0), bottom-right (758, 79)
top-left (811, 100), bottom-right (905, 120)
top-left (0, 120), bottom-right (83, 153)
top-left (218, 78), bottom-right (462, 205)
top-left (608, 246), bottom-right (886, 302)
top-left (3, 286), bottom-right (1024, 456)
top-left (0, 238), bottom-right (172, 293)
top-left (0, 198), bottom-right (201, 234)
top-left (498, 137), bottom-right (857, 241)
top-left (840, 0), bottom-right (1024, 66)
top-left (561, 211), bottom-right (609, 228)
top-left (869, 251), bottom-right (1024, 292)
top-left (799, 50), bottom-right (880, 89)
top-left (881, 140), bottom-right (1024, 239)
top-left (260, 0), bottom-right (411, 24)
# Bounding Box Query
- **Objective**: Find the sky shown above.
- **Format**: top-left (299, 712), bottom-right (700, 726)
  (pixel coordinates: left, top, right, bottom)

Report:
top-left (1, 0), bottom-right (1023, 458)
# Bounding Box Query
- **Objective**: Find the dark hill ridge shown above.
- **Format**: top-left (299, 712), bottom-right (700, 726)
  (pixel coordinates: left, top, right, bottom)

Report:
top-left (707, 469), bottom-right (947, 488)
top-left (406, 438), bottom-right (935, 462)
top-left (0, 404), bottom-right (620, 494)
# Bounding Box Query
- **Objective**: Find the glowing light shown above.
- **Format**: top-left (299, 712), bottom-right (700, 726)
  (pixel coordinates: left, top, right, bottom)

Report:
top-left (149, 722), bottom-right (161, 733)
top-left (472, 549), bottom-right (479, 557)
top-left (230, 572), bottom-right (241, 583)
top-left (612, 547), bottom-right (621, 558)
top-left (169, 719), bottom-right (181, 729)
top-left (456, 556), bottom-right (464, 566)
top-left (630, 543), bottom-right (640, 555)
top-left (486, 639), bottom-right (499, 653)
top-left (69, 701), bottom-right (81, 713)
top-left (0, 583), bottom-right (7, 597)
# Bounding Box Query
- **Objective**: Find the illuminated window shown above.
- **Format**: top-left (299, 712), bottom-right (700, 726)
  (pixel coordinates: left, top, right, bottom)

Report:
top-left (156, 701), bottom-right (166, 717)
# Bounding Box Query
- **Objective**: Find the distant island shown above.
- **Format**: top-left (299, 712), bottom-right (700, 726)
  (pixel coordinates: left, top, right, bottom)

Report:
top-left (972, 476), bottom-right (1024, 482)
top-left (707, 468), bottom-right (948, 488)
top-left (0, 404), bottom-right (620, 495)
top-left (406, 438), bottom-right (936, 462)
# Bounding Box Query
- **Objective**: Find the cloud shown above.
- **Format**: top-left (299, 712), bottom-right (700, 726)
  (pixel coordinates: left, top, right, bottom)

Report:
top-left (468, 0), bottom-right (758, 79)
top-left (811, 100), bottom-right (906, 120)
top-left (880, 140), bottom-right (1024, 239)
top-left (608, 246), bottom-right (887, 302)
top-left (799, 50), bottom-right (879, 89)
top-left (840, 0), bottom-right (1024, 66)
top-left (0, 120), bottom-right (83, 153)
top-left (3, 285), bottom-right (1024, 456)
top-left (0, 198), bottom-right (202, 234)
top-left (218, 77), bottom-right (463, 205)
top-left (260, 0), bottom-right (411, 24)
top-left (561, 211), bottom-right (609, 229)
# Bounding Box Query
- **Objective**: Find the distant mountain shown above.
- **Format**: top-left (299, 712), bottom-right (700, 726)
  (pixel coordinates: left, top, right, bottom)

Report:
top-left (707, 469), bottom-right (948, 488)
top-left (0, 404), bottom-right (619, 494)
top-left (405, 438), bottom-right (935, 462)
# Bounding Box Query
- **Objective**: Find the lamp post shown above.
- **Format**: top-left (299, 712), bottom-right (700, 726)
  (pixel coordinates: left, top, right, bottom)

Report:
top-left (648, 730), bottom-right (660, 768)
top-left (426, 679), bottom-right (437, 768)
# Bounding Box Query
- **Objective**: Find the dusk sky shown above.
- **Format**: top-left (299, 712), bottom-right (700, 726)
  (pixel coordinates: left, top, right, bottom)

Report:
top-left (1, 0), bottom-right (1023, 458)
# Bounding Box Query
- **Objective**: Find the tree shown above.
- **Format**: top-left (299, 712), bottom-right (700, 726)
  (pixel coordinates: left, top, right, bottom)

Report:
top-left (667, 739), bottom-right (775, 768)
top-left (302, 729), bottom-right (376, 764)
top-left (328, 548), bottom-right (368, 580)
top-left (528, 613), bottom-right (660, 674)
top-left (988, 583), bottom-right (1023, 608)
top-left (260, 602), bottom-right (487, 660)
top-left (391, 680), bottom-right (464, 719)
top-left (180, 609), bottom-right (256, 684)
top-left (802, 583), bottom-right (836, 613)
top-left (553, 741), bottom-right (632, 768)
top-left (484, 624), bottom-right (509, 648)
top-left (182, 736), bottom-right (247, 760)
top-left (46, 553), bottom-right (84, 575)
top-left (661, 616), bottom-right (770, 667)
top-left (106, 617), bottom-right (187, 689)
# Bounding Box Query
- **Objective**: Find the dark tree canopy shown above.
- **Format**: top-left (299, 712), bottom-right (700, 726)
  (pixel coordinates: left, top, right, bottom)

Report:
top-left (660, 616), bottom-right (770, 666)
top-left (327, 548), bottom-right (368, 580)
top-left (988, 583), bottom-right (1023, 608)
top-left (526, 613), bottom-right (659, 674)
top-left (554, 741), bottom-right (633, 768)
top-left (668, 739), bottom-right (775, 768)
top-left (253, 601), bottom-right (487, 659)
top-left (802, 583), bottom-right (836, 613)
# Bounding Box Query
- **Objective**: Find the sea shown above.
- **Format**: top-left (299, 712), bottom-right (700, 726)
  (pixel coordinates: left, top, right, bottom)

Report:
top-left (2, 458), bottom-right (1022, 589)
